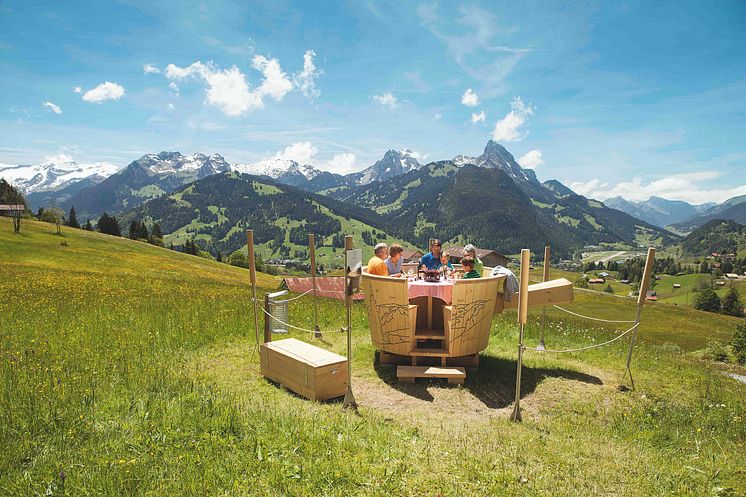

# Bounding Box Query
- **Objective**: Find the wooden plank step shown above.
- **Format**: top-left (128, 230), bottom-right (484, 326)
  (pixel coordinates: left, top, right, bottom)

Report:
top-left (414, 329), bottom-right (445, 339)
top-left (397, 366), bottom-right (466, 384)
top-left (410, 347), bottom-right (449, 357)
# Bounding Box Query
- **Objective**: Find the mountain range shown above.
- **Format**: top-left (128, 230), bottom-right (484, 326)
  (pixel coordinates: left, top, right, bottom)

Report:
top-left (53, 152), bottom-right (230, 219)
top-left (0, 156), bottom-right (121, 209)
top-left (603, 196), bottom-right (714, 228)
top-left (111, 140), bottom-right (678, 259)
top-left (13, 140), bottom-right (746, 256)
top-left (606, 194), bottom-right (746, 233)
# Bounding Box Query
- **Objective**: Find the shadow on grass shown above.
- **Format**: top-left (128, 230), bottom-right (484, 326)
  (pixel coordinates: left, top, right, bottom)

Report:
top-left (374, 352), bottom-right (602, 408)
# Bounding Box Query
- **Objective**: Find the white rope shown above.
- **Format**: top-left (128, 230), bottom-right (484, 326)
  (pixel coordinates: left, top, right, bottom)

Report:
top-left (276, 288), bottom-right (314, 303)
top-left (524, 322), bottom-right (639, 354)
top-left (552, 305), bottom-right (636, 324)
top-left (258, 305), bottom-right (346, 335)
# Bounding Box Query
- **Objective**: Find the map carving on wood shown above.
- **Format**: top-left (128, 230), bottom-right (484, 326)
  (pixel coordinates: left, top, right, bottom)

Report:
top-left (448, 300), bottom-right (490, 342)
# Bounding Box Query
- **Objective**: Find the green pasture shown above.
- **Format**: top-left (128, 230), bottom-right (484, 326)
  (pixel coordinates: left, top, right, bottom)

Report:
top-left (0, 219), bottom-right (743, 496)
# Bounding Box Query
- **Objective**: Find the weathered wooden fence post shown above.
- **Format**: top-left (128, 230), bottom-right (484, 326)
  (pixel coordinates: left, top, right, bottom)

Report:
top-left (537, 244), bottom-right (550, 351)
top-left (510, 248), bottom-right (531, 422)
top-left (246, 230), bottom-right (260, 347)
top-left (622, 247), bottom-right (656, 389)
top-left (342, 234), bottom-right (358, 410)
top-left (309, 233), bottom-right (321, 338)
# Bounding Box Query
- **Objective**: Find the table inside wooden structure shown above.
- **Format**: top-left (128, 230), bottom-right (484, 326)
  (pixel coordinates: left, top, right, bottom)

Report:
top-left (407, 279), bottom-right (455, 332)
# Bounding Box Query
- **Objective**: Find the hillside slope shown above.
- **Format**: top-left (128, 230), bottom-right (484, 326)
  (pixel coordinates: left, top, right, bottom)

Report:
top-left (1, 218), bottom-right (743, 496)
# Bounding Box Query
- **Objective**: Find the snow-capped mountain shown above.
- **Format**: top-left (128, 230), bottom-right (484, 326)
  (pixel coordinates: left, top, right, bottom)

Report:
top-left (348, 149), bottom-right (422, 185)
top-left (0, 155), bottom-right (120, 194)
top-left (233, 157), bottom-right (314, 179)
top-left (451, 155), bottom-right (478, 167)
top-left (136, 152), bottom-right (230, 177)
top-left (233, 157), bottom-right (322, 186)
top-left (53, 151), bottom-right (230, 218)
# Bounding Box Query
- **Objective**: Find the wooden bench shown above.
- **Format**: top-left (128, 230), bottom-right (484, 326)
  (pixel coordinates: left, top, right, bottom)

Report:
top-left (260, 338), bottom-right (347, 401)
top-left (396, 365), bottom-right (466, 384)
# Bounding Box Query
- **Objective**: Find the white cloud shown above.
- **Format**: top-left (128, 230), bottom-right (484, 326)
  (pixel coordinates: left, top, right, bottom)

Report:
top-left (166, 103), bottom-right (175, 111)
top-left (44, 152), bottom-right (74, 164)
top-left (43, 101), bottom-right (62, 114)
top-left (143, 64), bottom-right (161, 74)
top-left (325, 153), bottom-right (357, 174)
top-left (293, 49), bottom-right (321, 99)
top-left (568, 172), bottom-right (746, 204)
top-left (492, 96), bottom-right (534, 142)
top-left (169, 82), bottom-right (180, 96)
top-left (518, 150), bottom-right (543, 169)
top-left (418, 5), bottom-right (530, 94)
top-left (433, 112), bottom-right (442, 120)
top-left (471, 111), bottom-right (486, 123)
top-left (166, 61), bottom-right (260, 116)
top-left (72, 86), bottom-right (82, 94)
top-left (461, 88), bottom-right (479, 107)
top-left (373, 92), bottom-right (398, 109)
top-left (251, 55), bottom-right (294, 101)
top-left (165, 54), bottom-right (295, 117)
top-left (81, 81), bottom-right (126, 103)
top-left (274, 141), bottom-right (318, 164)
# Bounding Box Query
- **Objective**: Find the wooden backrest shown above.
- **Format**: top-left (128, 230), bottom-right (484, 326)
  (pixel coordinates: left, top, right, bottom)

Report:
top-left (447, 275), bottom-right (503, 357)
top-left (361, 272), bottom-right (414, 354)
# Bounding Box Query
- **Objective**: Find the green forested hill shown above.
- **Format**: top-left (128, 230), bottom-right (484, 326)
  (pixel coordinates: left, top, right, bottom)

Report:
top-left (124, 171), bottom-right (407, 265)
top-left (681, 219), bottom-right (746, 255)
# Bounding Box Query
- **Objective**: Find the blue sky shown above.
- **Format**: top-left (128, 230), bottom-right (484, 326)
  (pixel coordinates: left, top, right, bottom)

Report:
top-left (1, 0), bottom-right (745, 203)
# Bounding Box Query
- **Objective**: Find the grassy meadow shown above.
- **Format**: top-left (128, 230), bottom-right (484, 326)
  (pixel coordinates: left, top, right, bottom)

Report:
top-left (1, 218), bottom-right (744, 496)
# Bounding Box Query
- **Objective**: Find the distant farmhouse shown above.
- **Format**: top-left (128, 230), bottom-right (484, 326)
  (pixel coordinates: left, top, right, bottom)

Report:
top-left (401, 248), bottom-right (423, 263)
top-left (445, 246), bottom-right (509, 267)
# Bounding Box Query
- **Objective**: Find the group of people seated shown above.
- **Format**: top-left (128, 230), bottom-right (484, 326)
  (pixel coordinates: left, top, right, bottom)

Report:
top-left (366, 239), bottom-right (484, 279)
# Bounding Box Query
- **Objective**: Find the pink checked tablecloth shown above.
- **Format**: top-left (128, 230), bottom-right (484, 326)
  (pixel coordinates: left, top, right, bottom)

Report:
top-left (407, 279), bottom-right (455, 304)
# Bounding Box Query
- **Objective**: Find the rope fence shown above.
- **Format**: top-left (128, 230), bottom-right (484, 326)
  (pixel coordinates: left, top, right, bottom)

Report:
top-left (258, 302), bottom-right (346, 335)
top-left (551, 305), bottom-right (636, 324)
top-left (524, 322), bottom-right (639, 354)
top-left (275, 288), bottom-right (315, 304)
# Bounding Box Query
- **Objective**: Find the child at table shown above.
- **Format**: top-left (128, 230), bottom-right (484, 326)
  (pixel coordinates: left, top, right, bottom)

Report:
top-left (440, 251), bottom-right (454, 276)
top-left (461, 256), bottom-right (481, 279)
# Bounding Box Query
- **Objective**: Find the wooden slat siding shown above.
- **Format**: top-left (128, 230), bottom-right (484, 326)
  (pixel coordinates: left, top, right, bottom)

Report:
top-left (503, 278), bottom-right (574, 309)
top-left (361, 272), bottom-right (417, 356)
top-left (0, 205), bottom-right (24, 212)
top-left (444, 275), bottom-right (502, 358)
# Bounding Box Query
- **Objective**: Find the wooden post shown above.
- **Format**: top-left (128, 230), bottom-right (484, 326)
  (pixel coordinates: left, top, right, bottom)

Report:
top-left (342, 235), bottom-right (357, 410)
top-left (309, 233), bottom-right (321, 338)
top-left (538, 244), bottom-right (550, 351)
top-left (264, 293), bottom-right (272, 343)
top-left (622, 247), bottom-right (656, 389)
top-left (246, 230), bottom-right (260, 347)
top-left (510, 248), bottom-right (531, 422)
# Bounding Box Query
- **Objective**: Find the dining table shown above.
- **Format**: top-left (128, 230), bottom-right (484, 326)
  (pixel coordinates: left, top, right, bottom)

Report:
top-left (407, 278), bottom-right (455, 331)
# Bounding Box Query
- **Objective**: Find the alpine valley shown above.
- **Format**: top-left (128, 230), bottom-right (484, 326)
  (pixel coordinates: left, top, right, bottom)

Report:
top-left (4, 141), bottom-right (683, 259)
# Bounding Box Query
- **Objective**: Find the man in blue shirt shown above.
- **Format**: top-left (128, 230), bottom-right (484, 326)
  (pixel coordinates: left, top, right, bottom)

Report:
top-left (420, 239), bottom-right (443, 270)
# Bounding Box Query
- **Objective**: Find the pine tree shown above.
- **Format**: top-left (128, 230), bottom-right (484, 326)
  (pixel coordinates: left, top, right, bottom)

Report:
top-left (67, 206), bottom-right (80, 228)
top-left (152, 223), bottom-right (163, 239)
top-left (98, 212), bottom-right (121, 236)
top-left (721, 287), bottom-right (744, 317)
top-left (83, 219), bottom-right (93, 231)
top-left (693, 287), bottom-right (721, 313)
top-left (129, 220), bottom-right (140, 240)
